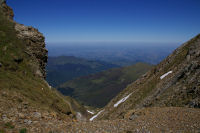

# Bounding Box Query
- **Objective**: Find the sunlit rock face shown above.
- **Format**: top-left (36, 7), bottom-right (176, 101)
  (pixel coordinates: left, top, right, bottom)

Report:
top-left (0, 0), bottom-right (48, 78)
top-left (15, 23), bottom-right (48, 78)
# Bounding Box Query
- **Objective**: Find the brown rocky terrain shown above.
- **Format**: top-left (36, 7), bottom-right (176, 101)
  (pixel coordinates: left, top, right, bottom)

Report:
top-left (68, 107), bottom-right (200, 132)
top-left (0, 90), bottom-right (73, 133)
top-left (1, 93), bottom-right (199, 133)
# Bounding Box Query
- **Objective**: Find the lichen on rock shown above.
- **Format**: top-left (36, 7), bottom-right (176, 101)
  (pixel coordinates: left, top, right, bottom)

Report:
top-left (15, 23), bottom-right (48, 78)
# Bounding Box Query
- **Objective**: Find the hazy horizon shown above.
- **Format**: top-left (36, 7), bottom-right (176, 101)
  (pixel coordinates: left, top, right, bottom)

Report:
top-left (47, 42), bottom-right (179, 66)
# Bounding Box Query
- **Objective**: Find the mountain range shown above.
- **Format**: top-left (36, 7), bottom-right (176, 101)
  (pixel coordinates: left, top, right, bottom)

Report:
top-left (47, 43), bottom-right (178, 66)
top-left (46, 56), bottom-right (118, 87)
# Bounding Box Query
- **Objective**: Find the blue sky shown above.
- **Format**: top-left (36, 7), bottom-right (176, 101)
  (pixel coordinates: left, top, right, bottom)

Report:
top-left (7, 0), bottom-right (200, 43)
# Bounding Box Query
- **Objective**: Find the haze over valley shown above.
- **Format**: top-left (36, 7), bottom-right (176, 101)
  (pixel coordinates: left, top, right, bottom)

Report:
top-left (47, 42), bottom-right (179, 66)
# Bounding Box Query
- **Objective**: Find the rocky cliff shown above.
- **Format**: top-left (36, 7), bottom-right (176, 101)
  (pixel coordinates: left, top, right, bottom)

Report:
top-left (0, 0), bottom-right (47, 78)
top-left (14, 24), bottom-right (48, 78)
top-left (0, 2), bottom-right (88, 132)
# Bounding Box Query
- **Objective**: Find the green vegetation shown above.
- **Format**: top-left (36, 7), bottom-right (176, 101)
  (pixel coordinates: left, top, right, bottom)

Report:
top-left (19, 128), bottom-right (27, 133)
top-left (0, 8), bottom-right (85, 116)
top-left (0, 129), bottom-right (5, 133)
top-left (58, 63), bottom-right (152, 107)
top-left (46, 56), bottom-right (118, 87)
top-left (4, 122), bottom-right (14, 129)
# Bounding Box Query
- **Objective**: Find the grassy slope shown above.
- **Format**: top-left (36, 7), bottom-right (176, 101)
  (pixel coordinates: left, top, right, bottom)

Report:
top-left (59, 63), bottom-right (152, 107)
top-left (46, 56), bottom-right (118, 87)
top-left (0, 9), bottom-right (84, 117)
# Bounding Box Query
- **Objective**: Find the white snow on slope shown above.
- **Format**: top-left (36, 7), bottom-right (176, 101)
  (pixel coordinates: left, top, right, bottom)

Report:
top-left (89, 110), bottom-right (104, 121)
top-left (76, 112), bottom-right (82, 120)
top-left (160, 71), bottom-right (173, 79)
top-left (87, 110), bottom-right (94, 115)
top-left (114, 93), bottom-right (132, 107)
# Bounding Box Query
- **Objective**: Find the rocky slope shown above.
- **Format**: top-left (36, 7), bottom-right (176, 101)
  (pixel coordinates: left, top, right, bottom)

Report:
top-left (67, 107), bottom-right (200, 132)
top-left (96, 34), bottom-right (200, 120)
top-left (0, 1), bottom-right (88, 132)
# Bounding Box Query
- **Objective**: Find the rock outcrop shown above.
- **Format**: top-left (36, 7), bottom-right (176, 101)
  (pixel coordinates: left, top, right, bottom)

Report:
top-left (0, 0), bottom-right (48, 78)
top-left (15, 23), bottom-right (48, 78)
top-left (0, 0), bottom-right (13, 20)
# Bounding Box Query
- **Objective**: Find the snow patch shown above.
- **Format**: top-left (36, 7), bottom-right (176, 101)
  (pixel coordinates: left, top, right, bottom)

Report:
top-left (114, 93), bottom-right (132, 107)
top-left (87, 110), bottom-right (94, 115)
top-left (89, 110), bottom-right (104, 121)
top-left (160, 71), bottom-right (173, 79)
top-left (76, 112), bottom-right (82, 120)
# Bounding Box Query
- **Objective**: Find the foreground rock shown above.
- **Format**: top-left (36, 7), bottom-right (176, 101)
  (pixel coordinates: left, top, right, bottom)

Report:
top-left (1, 95), bottom-right (200, 133)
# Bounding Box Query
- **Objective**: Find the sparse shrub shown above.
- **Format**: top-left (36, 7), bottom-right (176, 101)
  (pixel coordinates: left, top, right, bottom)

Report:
top-left (4, 122), bottom-right (14, 129)
top-left (17, 98), bottom-right (23, 103)
top-left (0, 129), bottom-right (5, 133)
top-left (19, 128), bottom-right (27, 133)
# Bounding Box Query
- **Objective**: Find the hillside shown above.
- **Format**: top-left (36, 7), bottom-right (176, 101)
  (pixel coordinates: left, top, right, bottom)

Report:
top-left (46, 56), bottom-right (118, 87)
top-left (0, 2), bottom-right (87, 132)
top-left (58, 63), bottom-right (152, 107)
top-left (94, 34), bottom-right (200, 120)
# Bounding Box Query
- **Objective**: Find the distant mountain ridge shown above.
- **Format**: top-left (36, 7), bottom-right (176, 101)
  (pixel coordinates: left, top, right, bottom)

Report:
top-left (46, 56), bottom-right (118, 87)
top-left (58, 63), bottom-right (152, 107)
top-left (47, 43), bottom-right (178, 66)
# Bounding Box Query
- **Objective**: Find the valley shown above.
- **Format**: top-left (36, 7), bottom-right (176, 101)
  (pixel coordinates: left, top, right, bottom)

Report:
top-left (58, 63), bottom-right (152, 107)
top-left (46, 56), bottom-right (118, 87)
